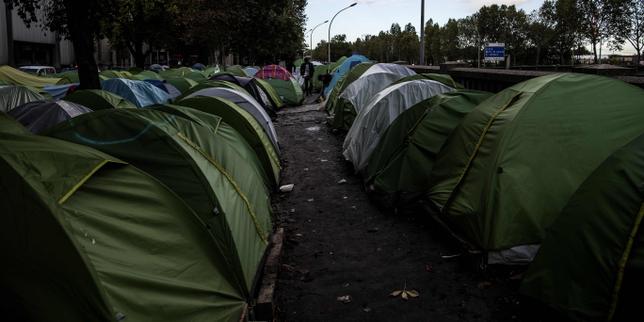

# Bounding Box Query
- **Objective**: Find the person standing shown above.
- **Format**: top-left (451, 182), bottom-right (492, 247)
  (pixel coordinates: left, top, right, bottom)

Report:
top-left (300, 57), bottom-right (315, 96)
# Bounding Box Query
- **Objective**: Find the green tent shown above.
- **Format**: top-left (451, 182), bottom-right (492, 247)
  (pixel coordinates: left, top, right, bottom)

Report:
top-left (427, 73), bottom-right (644, 258)
top-left (225, 65), bottom-right (248, 77)
top-left (54, 70), bottom-right (80, 84)
top-left (264, 78), bottom-right (303, 106)
top-left (99, 70), bottom-right (136, 80)
top-left (365, 90), bottom-right (492, 205)
top-left (133, 70), bottom-right (163, 81)
top-left (160, 68), bottom-right (206, 82)
top-left (255, 78), bottom-right (285, 109)
top-left (165, 77), bottom-right (199, 93)
top-left (312, 64), bottom-right (327, 90)
top-left (0, 128), bottom-right (248, 322)
top-left (177, 80), bottom-right (249, 101)
top-left (204, 66), bottom-right (221, 78)
top-left (520, 132), bottom-right (644, 322)
top-left (48, 108), bottom-right (272, 295)
top-left (65, 89), bottom-right (137, 110)
top-left (0, 65), bottom-right (61, 87)
top-left (174, 96), bottom-right (281, 187)
top-left (0, 86), bottom-right (48, 112)
top-left (326, 62), bottom-right (374, 123)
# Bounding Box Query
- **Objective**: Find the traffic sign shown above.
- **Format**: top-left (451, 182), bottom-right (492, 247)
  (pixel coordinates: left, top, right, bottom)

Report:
top-left (484, 43), bottom-right (505, 62)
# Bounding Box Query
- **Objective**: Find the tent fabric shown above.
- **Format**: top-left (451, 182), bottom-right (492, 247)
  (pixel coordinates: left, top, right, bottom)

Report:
top-left (0, 86), bottom-right (48, 112)
top-left (333, 63), bottom-right (416, 130)
top-left (143, 80), bottom-right (182, 100)
top-left (254, 78), bottom-right (285, 109)
top-left (391, 73), bottom-right (464, 89)
top-left (255, 65), bottom-right (293, 81)
top-left (243, 67), bottom-right (259, 77)
top-left (54, 70), bottom-right (80, 84)
top-left (99, 70), bottom-right (136, 80)
top-left (520, 132), bottom-right (644, 322)
top-left (101, 78), bottom-right (170, 108)
top-left (64, 89), bottom-right (137, 110)
top-left (0, 131), bottom-right (247, 322)
top-left (207, 75), bottom-right (275, 116)
top-left (324, 54), bottom-right (370, 96)
top-left (134, 70), bottom-right (163, 81)
top-left (159, 99), bottom-right (280, 187)
top-left (43, 83), bottom-right (78, 100)
top-left (48, 108), bottom-right (272, 297)
top-left (179, 80), bottom-right (249, 100)
top-left (365, 91), bottom-right (492, 204)
top-left (264, 78), bottom-right (303, 106)
top-left (325, 62), bottom-right (374, 115)
top-left (0, 65), bottom-right (61, 87)
top-left (225, 65), bottom-right (248, 77)
top-left (165, 77), bottom-right (199, 93)
top-left (192, 63), bottom-right (206, 71)
top-left (185, 87), bottom-right (279, 150)
top-left (343, 79), bottom-right (454, 172)
top-left (427, 73), bottom-right (644, 254)
top-left (7, 100), bottom-right (92, 133)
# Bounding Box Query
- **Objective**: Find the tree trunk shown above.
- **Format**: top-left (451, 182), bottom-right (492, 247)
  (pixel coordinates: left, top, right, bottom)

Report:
top-left (535, 46), bottom-right (541, 66)
top-left (64, 0), bottom-right (100, 89)
top-left (131, 41), bottom-right (148, 69)
top-left (592, 41), bottom-right (598, 64)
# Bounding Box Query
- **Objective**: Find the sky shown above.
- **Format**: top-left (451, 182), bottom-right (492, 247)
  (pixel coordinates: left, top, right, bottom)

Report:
top-left (304, 0), bottom-right (635, 55)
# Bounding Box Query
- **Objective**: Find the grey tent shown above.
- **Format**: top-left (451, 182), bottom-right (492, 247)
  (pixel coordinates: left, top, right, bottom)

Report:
top-left (184, 87), bottom-right (279, 150)
top-left (7, 100), bottom-right (92, 133)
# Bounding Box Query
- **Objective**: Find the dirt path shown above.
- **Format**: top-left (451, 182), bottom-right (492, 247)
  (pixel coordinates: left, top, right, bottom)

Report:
top-left (272, 103), bottom-right (539, 322)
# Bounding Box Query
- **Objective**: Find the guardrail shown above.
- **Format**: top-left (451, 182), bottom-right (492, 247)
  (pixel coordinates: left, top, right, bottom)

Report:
top-left (409, 64), bottom-right (644, 92)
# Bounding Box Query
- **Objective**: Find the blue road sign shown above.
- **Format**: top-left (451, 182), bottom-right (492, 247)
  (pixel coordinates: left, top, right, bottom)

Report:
top-left (484, 43), bottom-right (505, 61)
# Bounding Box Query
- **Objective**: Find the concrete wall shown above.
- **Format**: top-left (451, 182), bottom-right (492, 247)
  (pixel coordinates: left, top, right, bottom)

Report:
top-left (11, 10), bottom-right (56, 44)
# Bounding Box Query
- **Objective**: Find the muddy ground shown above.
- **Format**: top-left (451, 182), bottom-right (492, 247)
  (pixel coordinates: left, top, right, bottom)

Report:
top-left (271, 102), bottom-right (558, 322)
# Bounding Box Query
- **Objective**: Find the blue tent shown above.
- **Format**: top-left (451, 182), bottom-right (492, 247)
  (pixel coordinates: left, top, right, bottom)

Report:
top-left (243, 67), bottom-right (259, 77)
top-left (324, 54), bottom-right (369, 96)
top-left (102, 78), bottom-right (170, 108)
top-left (43, 84), bottom-right (78, 100)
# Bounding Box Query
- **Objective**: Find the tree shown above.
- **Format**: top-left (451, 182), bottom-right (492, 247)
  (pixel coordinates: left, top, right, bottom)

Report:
top-left (8, 0), bottom-right (115, 89)
top-left (441, 19), bottom-right (460, 61)
top-left (424, 19), bottom-right (441, 65)
top-left (107, 0), bottom-right (181, 69)
top-left (618, 0), bottom-right (644, 68)
top-left (527, 1), bottom-right (557, 65)
top-left (577, 0), bottom-right (628, 63)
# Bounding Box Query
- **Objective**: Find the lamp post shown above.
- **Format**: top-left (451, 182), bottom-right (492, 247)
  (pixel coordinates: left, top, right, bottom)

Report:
top-left (327, 2), bottom-right (357, 70)
top-left (309, 20), bottom-right (329, 60)
top-left (419, 0), bottom-right (425, 65)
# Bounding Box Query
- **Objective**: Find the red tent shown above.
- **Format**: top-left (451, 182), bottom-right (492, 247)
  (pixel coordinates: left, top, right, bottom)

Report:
top-left (254, 65), bottom-right (293, 81)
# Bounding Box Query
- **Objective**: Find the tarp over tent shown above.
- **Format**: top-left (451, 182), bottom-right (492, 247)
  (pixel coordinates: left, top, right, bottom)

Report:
top-left (65, 89), bottom-right (137, 110)
top-left (427, 73), bottom-right (644, 262)
top-left (48, 108), bottom-right (272, 297)
top-left (332, 63), bottom-right (416, 130)
top-left (101, 78), bottom-right (170, 108)
top-left (0, 129), bottom-right (248, 322)
top-left (7, 100), bottom-right (92, 133)
top-left (343, 79), bottom-right (454, 172)
top-left (0, 86), bottom-right (48, 112)
top-left (365, 91), bottom-right (492, 204)
top-left (520, 132), bottom-right (644, 322)
top-left (324, 54), bottom-right (369, 96)
top-left (0, 65), bottom-right (61, 87)
top-left (185, 87), bottom-right (279, 150)
top-left (325, 62), bottom-right (374, 115)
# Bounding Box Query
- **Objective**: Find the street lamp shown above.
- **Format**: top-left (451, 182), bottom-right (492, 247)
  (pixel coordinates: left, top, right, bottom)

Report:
top-left (309, 20), bottom-right (329, 60)
top-left (327, 2), bottom-right (357, 70)
top-left (419, 0), bottom-right (425, 65)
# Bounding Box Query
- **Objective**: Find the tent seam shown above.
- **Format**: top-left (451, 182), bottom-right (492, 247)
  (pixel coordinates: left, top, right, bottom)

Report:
top-left (58, 160), bottom-right (110, 204)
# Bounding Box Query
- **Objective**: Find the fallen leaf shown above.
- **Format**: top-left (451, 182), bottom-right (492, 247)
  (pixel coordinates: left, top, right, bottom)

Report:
top-left (390, 290), bottom-right (402, 297)
top-left (406, 290), bottom-right (419, 298)
top-left (401, 292), bottom-right (408, 300)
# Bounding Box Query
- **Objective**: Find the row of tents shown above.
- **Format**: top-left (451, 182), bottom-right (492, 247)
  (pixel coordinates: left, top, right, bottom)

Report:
top-left (323, 58), bottom-right (644, 321)
top-left (0, 64), bottom-right (287, 321)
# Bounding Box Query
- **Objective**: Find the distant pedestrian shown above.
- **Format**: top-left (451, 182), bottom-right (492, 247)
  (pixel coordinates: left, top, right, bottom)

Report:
top-left (300, 57), bottom-right (315, 96)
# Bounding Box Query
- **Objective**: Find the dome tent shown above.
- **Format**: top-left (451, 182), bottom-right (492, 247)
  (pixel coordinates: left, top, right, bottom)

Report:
top-left (343, 79), bottom-right (454, 173)
top-left (254, 78), bottom-right (285, 109)
top-left (165, 77), bottom-right (199, 93)
top-left (48, 108), bottom-right (272, 296)
top-left (427, 73), bottom-right (644, 264)
top-left (521, 132), bottom-right (644, 322)
top-left (8, 100), bottom-right (92, 133)
top-left (64, 89), bottom-right (137, 110)
top-left (365, 90), bottom-right (492, 205)
top-left (0, 124), bottom-right (249, 322)
top-left (101, 78), bottom-right (169, 108)
top-left (323, 54), bottom-right (370, 96)
top-left (185, 87), bottom-right (279, 150)
top-left (209, 73), bottom-right (276, 116)
top-left (332, 63), bottom-right (416, 130)
top-left (325, 62), bottom-right (373, 116)
top-left (0, 85), bottom-right (48, 112)
top-left (254, 65), bottom-right (303, 106)
top-left (158, 100), bottom-right (280, 188)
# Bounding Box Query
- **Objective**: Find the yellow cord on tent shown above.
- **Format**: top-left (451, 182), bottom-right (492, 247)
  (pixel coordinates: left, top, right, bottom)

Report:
top-left (176, 132), bottom-right (269, 244)
top-left (58, 160), bottom-right (113, 204)
top-left (608, 202), bottom-right (644, 321)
